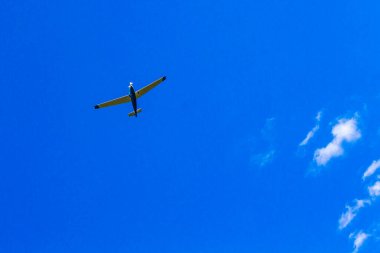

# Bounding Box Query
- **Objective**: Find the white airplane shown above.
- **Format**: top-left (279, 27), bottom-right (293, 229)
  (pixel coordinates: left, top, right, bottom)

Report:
top-left (94, 76), bottom-right (166, 117)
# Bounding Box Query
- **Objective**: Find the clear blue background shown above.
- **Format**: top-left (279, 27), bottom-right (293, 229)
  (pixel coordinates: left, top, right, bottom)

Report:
top-left (1, 0), bottom-right (380, 252)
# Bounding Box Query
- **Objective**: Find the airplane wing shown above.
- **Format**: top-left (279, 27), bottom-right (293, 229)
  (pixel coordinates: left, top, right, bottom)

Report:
top-left (94, 95), bottom-right (131, 109)
top-left (136, 76), bottom-right (166, 98)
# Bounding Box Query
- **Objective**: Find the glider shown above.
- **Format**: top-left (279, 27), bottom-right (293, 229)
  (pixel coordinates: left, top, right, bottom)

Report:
top-left (94, 76), bottom-right (166, 117)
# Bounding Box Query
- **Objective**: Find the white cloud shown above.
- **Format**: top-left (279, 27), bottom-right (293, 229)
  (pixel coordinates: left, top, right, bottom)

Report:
top-left (368, 181), bottom-right (380, 197)
top-left (350, 231), bottom-right (369, 253)
top-left (314, 141), bottom-right (343, 165)
top-left (363, 160), bottom-right (380, 181)
top-left (331, 118), bottom-right (361, 142)
top-left (338, 199), bottom-right (370, 230)
top-left (314, 117), bottom-right (361, 166)
top-left (299, 111), bottom-right (322, 146)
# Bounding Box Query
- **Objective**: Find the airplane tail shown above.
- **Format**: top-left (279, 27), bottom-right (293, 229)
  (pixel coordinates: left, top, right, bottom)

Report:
top-left (128, 108), bottom-right (142, 117)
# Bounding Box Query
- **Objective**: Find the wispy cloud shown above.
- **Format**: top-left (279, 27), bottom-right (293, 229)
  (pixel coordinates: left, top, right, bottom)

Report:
top-left (250, 118), bottom-right (276, 168)
top-left (363, 160), bottom-right (380, 181)
top-left (300, 111), bottom-right (322, 146)
top-left (350, 231), bottom-right (370, 253)
top-left (338, 199), bottom-right (370, 230)
top-left (314, 117), bottom-right (361, 166)
top-left (368, 181), bottom-right (380, 197)
top-left (337, 168), bottom-right (379, 232)
top-left (300, 125), bottom-right (320, 146)
top-left (316, 111), bottom-right (322, 121)
top-left (338, 172), bottom-right (380, 248)
top-left (251, 150), bottom-right (275, 167)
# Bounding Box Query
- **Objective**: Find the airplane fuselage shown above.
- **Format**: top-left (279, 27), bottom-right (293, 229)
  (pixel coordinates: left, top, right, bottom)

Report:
top-left (94, 76), bottom-right (166, 117)
top-left (129, 85), bottom-right (138, 117)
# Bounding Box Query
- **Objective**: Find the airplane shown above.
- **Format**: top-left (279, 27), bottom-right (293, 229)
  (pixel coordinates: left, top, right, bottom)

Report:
top-left (94, 76), bottom-right (166, 117)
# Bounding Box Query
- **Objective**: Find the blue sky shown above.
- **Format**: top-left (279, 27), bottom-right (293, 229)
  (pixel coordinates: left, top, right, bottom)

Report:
top-left (1, 0), bottom-right (380, 252)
